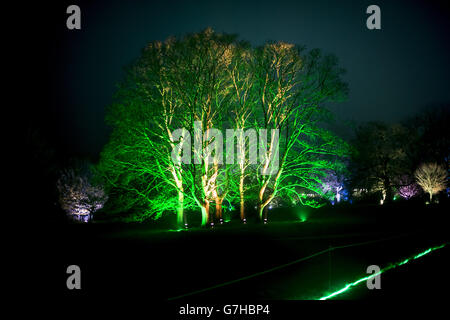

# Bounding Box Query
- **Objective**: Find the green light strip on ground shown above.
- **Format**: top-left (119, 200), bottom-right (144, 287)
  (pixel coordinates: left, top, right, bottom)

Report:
top-left (319, 243), bottom-right (447, 300)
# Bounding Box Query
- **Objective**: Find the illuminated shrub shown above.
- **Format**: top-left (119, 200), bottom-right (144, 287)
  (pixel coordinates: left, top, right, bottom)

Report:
top-left (57, 169), bottom-right (108, 222)
top-left (321, 171), bottom-right (345, 203)
top-left (396, 175), bottom-right (420, 200)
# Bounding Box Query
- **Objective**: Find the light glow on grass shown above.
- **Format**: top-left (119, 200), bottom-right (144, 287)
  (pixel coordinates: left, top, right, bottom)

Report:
top-left (318, 243), bottom-right (447, 300)
top-left (297, 211), bottom-right (309, 222)
top-left (167, 228), bottom-right (185, 232)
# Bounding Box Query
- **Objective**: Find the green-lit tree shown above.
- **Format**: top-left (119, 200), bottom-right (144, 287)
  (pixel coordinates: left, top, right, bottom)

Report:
top-left (225, 43), bottom-right (258, 221)
top-left (250, 43), bottom-right (349, 219)
top-left (99, 37), bottom-right (193, 224)
top-left (99, 29), bottom-right (242, 226)
top-left (162, 28), bottom-right (239, 226)
top-left (99, 29), bottom-right (349, 225)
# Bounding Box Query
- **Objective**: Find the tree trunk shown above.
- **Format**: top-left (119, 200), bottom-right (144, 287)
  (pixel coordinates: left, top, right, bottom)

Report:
top-left (258, 187), bottom-right (275, 221)
top-left (240, 198), bottom-right (245, 221)
top-left (257, 203), bottom-right (270, 221)
top-left (215, 198), bottom-right (223, 221)
top-left (336, 187), bottom-right (341, 203)
top-left (177, 191), bottom-right (185, 227)
top-left (384, 178), bottom-right (393, 204)
top-left (258, 182), bottom-right (268, 220)
top-left (201, 200), bottom-right (210, 226)
top-left (239, 175), bottom-right (245, 220)
top-left (258, 204), bottom-right (265, 220)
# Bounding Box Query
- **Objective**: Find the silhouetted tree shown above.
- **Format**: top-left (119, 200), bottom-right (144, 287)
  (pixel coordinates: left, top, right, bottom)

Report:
top-left (350, 122), bottom-right (410, 204)
top-left (407, 105), bottom-right (450, 171)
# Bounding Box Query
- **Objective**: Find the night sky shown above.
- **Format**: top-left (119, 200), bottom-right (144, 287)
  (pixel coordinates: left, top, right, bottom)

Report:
top-left (29, 0), bottom-right (450, 158)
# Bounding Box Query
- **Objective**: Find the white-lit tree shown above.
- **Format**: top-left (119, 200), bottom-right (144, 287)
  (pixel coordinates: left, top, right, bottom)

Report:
top-left (57, 168), bottom-right (108, 222)
top-left (414, 163), bottom-right (447, 203)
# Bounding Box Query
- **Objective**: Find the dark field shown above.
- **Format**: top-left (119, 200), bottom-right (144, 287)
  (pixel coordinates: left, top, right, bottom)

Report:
top-left (30, 202), bottom-right (449, 307)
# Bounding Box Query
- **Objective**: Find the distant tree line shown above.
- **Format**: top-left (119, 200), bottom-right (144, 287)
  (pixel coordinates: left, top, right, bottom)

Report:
top-left (348, 104), bottom-right (449, 204)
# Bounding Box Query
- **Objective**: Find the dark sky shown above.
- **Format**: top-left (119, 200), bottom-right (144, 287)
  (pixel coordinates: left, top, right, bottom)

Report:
top-left (30, 0), bottom-right (450, 158)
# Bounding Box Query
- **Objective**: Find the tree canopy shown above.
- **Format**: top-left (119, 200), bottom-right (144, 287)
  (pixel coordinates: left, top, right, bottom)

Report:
top-left (98, 28), bottom-right (349, 226)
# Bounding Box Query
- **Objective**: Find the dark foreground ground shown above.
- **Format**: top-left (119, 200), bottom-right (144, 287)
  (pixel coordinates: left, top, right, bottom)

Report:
top-left (23, 202), bottom-right (449, 315)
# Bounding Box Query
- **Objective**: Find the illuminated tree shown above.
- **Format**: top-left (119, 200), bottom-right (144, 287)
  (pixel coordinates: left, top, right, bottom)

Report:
top-left (414, 163), bottom-right (447, 202)
top-left (57, 168), bottom-right (108, 222)
top-left (99, 29), bottom-right (349, 226)
top-left (98, 73), bottom-right (186, 223)
top-left (251, 43), bottom-right (349, 219)
top-left (100, 29), bottom-right (240, 226)
top-left (226, 43), bottom-right (258, 221)
top-left (321, 170), bottom-right (346, 203)
top-left (98, 37), bottom-right (193, 224)
top-left (161, 28), bottom-right (239, 226)
top-left (396, 175), bottom-right (420, 200)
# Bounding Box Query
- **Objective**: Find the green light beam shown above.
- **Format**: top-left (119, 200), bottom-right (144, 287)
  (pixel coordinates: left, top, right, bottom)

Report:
top-left (167, 233), bottom-right (412, 301)
top-left (318, 243), bottom-right (447, 300)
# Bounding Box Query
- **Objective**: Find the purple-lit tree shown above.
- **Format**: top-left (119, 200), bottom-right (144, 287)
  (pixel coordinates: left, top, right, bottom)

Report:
top-left (57, 169), bottom-right (108, 222)
top-left (396, 175), bottom-right (420, 200)
top-left (321, 170), bottom-right (345, 203)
